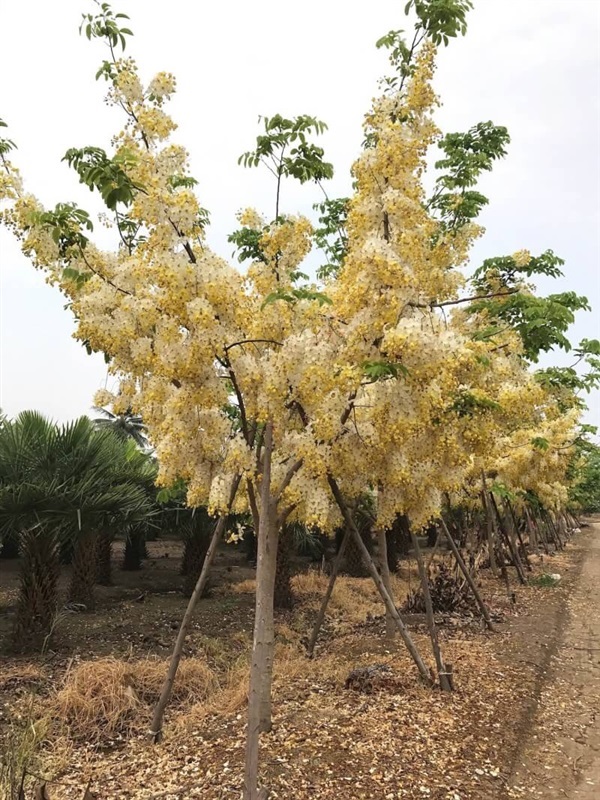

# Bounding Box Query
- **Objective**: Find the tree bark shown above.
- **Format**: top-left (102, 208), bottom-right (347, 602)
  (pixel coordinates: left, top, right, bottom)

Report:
top-left (394, 514), bottom-right (412, 558)
top-left (546, 510), bottom-right (563, 549)
top-left (481, 474), bottom-right (497, 575)
top-left (182, 511), bottom-right (212, 598)
top-left (439, 518), bottom-right (495, 631)
top-left (95, 528), bottom-right (112, 585)
top-left (68, 530), bottom-right (97, 611)
top-left (385, 527), bottom-right (399, 573)
top-left (524, 505), bottom-right (539, 555)
top-left (244, 422), bottom-right (279, 800)
top-left (0, 530), bottom-right (19, 559)
top-left (336, 522), bottom-right (372, 577)
top-left (274, 525), bottom-right (294, 610)
top-left (377, 528), bottom-right (395, 638)
top-left (122, 528), bottom-right (144, 571)
top-left (307, 530), bottom-right (349, 657)
top-left (489, 493), bottom-right (526, 584)
top-left (12, 527), bottom-right (60, 652)
top-left (410, 528), bottom-right (452, 691)
top-left (328, 475), bottom-right (433, 685)
top-left (150, 475), bottom-right (241, 743)
top-left (506, 499), bottom-right (531, 571)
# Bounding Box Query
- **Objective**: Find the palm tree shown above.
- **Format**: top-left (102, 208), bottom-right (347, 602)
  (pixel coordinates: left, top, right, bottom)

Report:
top-left (92, 406), bottom-right (149, 449)
top-left (335, 496), bottom-right (375, 577)
top-left (0, 413), bottom-right (153, 650)
top-left (179, 507), bottom-right (213, 597)
top-left (67, 432), bottom-right (156, 607)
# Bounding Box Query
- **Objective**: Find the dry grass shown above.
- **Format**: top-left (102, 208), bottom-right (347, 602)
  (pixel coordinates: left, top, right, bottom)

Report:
top-left (51, 657), bottom-right (218, 743)
top-left (227, 578), bottom-right (256, 594)
top-left (0, 696), bottom-right (50, 800)
top-left (175, 659), bottom-right (250, 732)
top-left (273, 643), bottom-right (350, 687)
top-left (30, 570), bottom-right (415, 749)
top-left (0, 663), bottom-right (46, 692)
top-left (293, 570), bottom-right (411, 624)
top-left (291, 570), bottom-right (329, 597)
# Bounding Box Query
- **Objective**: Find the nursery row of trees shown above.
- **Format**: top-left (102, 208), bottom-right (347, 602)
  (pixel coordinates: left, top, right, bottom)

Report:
top-left (0, 411), bottom-right (216, 645)
top-left (1, 0), bottom-right (599, 796)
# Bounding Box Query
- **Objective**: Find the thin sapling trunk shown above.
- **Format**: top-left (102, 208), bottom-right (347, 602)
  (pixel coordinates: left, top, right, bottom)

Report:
top-left (409, 527), bottom-right (452, 691)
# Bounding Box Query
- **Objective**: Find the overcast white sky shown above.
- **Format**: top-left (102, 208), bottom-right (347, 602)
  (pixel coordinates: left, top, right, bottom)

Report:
top-left (1, 0), bottom-right (599, 430)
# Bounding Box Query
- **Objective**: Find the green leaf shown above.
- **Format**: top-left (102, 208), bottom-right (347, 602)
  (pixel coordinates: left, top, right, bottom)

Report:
top-left (261, 288), bottom-right (333, 310)
top-left (362, 361), bottom-right (409, 380)
top-left (531, 437), bottom-right (549, 452)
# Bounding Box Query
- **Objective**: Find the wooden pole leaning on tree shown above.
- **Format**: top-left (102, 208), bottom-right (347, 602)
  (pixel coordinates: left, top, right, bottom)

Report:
top-left (307, 530), bottom-right (350, 657)
top-left (409, 528), bottom-right (452, 691)
top-left (481, 473), bottom-right (498, 576)
top-left (439, 518), bottom-right (495, 632)
top-left (377, 527), bottom-right (396, 639)
top-left (488, 492), bottom-right (526, 585)
top-left (150, 474), bottom-right (242, 743)
top-left (327, 475), bottom-right (433, 686)
top-left (506, 500), bottom-right (531, 571)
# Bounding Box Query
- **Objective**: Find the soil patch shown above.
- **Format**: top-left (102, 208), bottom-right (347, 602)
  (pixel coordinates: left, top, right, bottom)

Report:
top-left (1, 527), bottom-right (597, 799)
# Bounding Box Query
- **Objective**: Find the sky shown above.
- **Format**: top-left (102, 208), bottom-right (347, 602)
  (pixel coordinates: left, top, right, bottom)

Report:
top-left (1, 0), bottom-right (599, 429)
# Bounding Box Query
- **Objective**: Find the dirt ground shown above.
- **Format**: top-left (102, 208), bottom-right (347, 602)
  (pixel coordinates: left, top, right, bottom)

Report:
top-left (1, 524), bottom-right (598, 799)
top-left (507, 523), bottom-right (600, 799)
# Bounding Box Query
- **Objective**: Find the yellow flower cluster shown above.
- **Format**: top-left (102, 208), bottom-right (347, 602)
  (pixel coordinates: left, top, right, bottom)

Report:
top-left (0, 41), bottom-right (581, 532)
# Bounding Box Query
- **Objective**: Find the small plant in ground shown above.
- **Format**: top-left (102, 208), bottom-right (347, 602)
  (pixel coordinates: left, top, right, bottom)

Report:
top-left (402, 562), bottom-right (476, 614)
top-left (529, 572), bottom-right (562, 587)
top-left (0, 698), bottom-right (49, 800)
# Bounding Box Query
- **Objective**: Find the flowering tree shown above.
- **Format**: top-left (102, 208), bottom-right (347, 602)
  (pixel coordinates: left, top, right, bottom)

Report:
top-left (1, 0), bottom-right (595, 795)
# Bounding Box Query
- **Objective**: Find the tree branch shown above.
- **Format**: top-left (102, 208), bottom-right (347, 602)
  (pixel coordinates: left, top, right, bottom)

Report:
top-left (274, 458), bottom-right (303, 504)
top-left (410, 288), bottom-right (519, 310)
top-left (224, 339), bottom-right (283, 354)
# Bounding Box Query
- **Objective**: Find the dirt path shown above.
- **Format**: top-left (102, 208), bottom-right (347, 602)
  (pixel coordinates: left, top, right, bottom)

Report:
top-left (509, 524), bottom-right (600, 799)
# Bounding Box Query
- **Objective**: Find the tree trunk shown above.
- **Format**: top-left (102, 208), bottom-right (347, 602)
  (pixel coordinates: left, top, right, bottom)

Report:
top-left (377, 528), bottom-right (395, 638)
top-left (506, 499), bottom-right (531, 571)
top-left (68, 530), bottom-right (97, 611)
top-left (244, 528), bottom-right (258, 566)
top-left (546, 511), bottom-right (563, 549)
top-left (439, 518), bottom-right (495, 631)
top-left (244, 422), bottom-right (278, 800)
top-left (0, 530), bottom-right (19, 559)
top-left (150, 478), bottom-right (240, 743)
top-left (489, 493), bottom-right (526, 584)
top-left (425, 524), bottom-right (438, 548)
top-left (524, 505), bottom-right (539, 555)
top-left (59, 538), bottom-right (73, 566)
top-left (497, 547), bottom-right (513, 604)
top-left (12, 528), bottom-right (60, 652)
top-left (122, 528), bottom-right (144, 571)
top-left (385, 527), bottom-right (399, 573)
top-left (307, 530), bottom-right (349, 656)
top-left (481, 474), bottom-right (497, 575)
top-left (531, 508), bottom-right (550, 554)
top-left (182, 511), bottom-right (212, 598)
top-left (274, 525), bottom-right (294, 610)
top-left (336, 522), bottom-right (372, 577)
top-left (328, 475), bottom-right (433, 685)
top-left (394, 514), bottom-right (412, 558)
top-left (410, 528), bottom-right (452, 691)
top-left (95, 529), bottom-right (112, 585)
